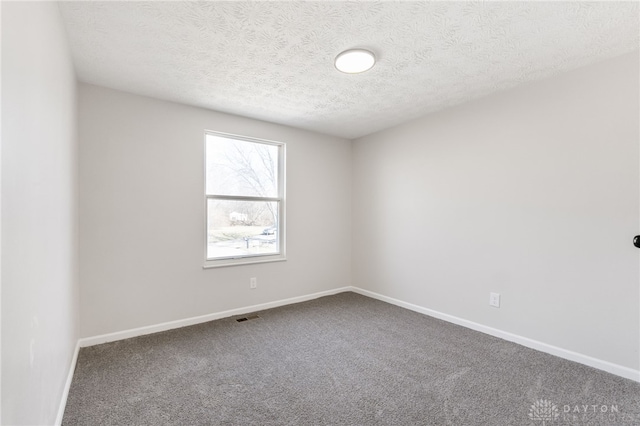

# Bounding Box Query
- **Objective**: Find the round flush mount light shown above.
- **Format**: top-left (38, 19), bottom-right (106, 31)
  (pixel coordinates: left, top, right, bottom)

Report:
top-left (334, 49), bottom-right (376, 74)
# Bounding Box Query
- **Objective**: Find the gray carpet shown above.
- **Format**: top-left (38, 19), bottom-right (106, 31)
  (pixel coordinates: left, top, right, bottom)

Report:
top-left (63, 292), bottom-right (640, 425)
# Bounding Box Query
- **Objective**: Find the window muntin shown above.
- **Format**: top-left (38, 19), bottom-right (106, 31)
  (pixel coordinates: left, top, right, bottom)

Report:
top-left (205, 132), bottom-right (285, 266)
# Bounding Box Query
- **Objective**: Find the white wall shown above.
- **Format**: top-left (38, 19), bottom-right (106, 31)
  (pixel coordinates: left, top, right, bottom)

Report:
top-left (78, 84), bottom-right (352, 338)
top-left (1, 2), bottom-right (79, 425)
top-left (352, 52), bottom-right (640, 371)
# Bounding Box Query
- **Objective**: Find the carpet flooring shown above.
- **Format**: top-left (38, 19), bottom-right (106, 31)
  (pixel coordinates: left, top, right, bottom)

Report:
top-left (63, 292), bottom-right (640, 425)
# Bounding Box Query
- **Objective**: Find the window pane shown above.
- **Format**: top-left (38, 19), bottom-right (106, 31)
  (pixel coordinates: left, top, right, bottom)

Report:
top-left (207, 199), bottom-right (279, 259)
top-left (206, 134), bottom-right (279, 197)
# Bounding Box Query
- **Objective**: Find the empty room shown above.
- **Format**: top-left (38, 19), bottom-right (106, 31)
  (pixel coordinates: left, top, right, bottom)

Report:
top-left (2, 1), bottom-right (640, 425)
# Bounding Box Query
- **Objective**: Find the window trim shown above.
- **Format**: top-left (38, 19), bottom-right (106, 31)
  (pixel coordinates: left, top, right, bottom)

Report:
top-left (203, 130), bottom-right (286, 268)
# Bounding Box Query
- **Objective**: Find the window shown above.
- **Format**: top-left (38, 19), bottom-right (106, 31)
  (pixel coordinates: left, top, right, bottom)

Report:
top-left (204, 131), bottom-right (285, 267)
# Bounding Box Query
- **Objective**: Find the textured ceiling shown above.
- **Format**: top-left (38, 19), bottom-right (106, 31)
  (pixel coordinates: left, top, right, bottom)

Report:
top-left (58, 1), bottom-right (639, 139)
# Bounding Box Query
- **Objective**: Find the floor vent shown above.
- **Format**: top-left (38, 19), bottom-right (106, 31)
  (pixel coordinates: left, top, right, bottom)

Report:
top-left (236, 315), bottom-right (260, 322)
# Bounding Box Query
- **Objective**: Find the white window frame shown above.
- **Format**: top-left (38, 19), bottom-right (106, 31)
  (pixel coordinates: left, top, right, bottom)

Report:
top-left (203, 130), bottom-right (286, 268)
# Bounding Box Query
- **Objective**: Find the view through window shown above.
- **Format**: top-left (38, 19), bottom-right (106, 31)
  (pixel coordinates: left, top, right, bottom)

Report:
top-left (205, 132), bottom-right (284, 264)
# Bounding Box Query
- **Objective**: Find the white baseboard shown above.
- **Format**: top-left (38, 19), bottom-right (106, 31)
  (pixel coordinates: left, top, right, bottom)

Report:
top-left (55, 339), bottom-right (80, 426)
top-left (79, 286), bottom-right (353, 348)
top-left (349, 287), bottom-right (640, 383)
top-left (77, 285), bottom-right (639, 383)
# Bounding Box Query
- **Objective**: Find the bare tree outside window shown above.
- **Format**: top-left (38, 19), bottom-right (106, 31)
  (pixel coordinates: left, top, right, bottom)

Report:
top-left (205, 132), bottom-right (285, 264)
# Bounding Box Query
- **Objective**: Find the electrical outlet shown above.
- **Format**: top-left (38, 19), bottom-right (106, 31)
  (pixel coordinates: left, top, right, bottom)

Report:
top-left (489, 292), bottom-right (500, 308)
top-left (250, 277), bottom-right (257, 289)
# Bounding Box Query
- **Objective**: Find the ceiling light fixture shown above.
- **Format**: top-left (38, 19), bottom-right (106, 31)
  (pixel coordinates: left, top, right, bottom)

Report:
top-left (334, 49), bottom-right (376, 74)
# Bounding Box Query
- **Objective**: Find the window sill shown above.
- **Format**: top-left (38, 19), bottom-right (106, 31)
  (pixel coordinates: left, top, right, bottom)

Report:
top-left (203, 256), bottom-right (286, 269)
